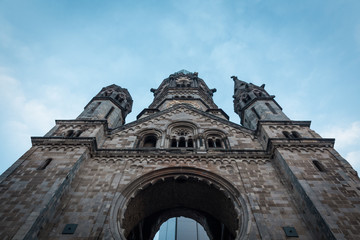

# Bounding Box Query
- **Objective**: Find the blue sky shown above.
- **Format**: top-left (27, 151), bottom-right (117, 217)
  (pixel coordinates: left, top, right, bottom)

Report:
top-left (0, 0), bottom-right (359, 175)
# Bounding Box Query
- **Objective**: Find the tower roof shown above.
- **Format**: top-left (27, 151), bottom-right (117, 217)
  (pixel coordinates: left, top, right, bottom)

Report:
top-left (148, 71), bottom-right (218, 111)
top-left (175, 69), bottom-right (192, 74)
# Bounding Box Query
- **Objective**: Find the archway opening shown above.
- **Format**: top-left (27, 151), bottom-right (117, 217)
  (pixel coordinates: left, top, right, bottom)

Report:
top-left (153, 216), bottom-right (209, 240)
top-left (122, 175), bottom-right (239, 240)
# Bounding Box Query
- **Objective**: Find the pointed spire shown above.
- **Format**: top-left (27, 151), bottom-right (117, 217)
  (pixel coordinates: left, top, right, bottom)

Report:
top-left (232, 76), bottom-right (289, 130)
top-left (231, 76), bottom-right (249, 93)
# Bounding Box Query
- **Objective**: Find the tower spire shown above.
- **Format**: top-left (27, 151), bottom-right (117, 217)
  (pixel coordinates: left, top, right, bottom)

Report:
top-left (232, 76), bottom-right (289, 130)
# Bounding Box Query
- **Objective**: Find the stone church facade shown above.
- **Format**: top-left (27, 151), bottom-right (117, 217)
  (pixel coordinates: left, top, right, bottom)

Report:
top-left (0, 70), bottom-right (359, 239)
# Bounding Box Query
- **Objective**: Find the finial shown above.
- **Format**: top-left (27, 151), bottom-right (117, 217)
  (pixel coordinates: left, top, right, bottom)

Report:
top-left (231, 76), bottom-right (238, 81)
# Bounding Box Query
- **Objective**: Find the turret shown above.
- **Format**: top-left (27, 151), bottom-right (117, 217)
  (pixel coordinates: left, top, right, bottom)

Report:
top-left (232, 76), bottom-right (289, 130)
top-left (77, 84), bottom-right (133, 128)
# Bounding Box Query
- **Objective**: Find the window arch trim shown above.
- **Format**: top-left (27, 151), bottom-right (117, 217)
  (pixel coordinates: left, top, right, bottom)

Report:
top-left (203, 129), bottom-right (228, 149)
top-left (136, 129), bottom-right (163, 148)
top-left (166, 121), bottom-right (198, 149)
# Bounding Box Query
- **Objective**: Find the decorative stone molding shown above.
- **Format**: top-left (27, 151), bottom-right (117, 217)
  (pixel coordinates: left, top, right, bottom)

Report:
top-left (92, 155), bottom-right (270, 165)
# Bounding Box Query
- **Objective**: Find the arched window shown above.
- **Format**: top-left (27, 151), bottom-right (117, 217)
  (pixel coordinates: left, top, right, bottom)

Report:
top-left (143, 135), bottom-right (157, 148)
top-left (136, 130), bottom-right (162, 148)
top-left (168, 123), bottom-right (197, 149)
top-left (205, 131), bottom-right (227, 149)
top-left (103, 91), bottom-right (111, 97)
top-left (115, 94), bottom-right (124, 102)
top-left (283, 131), bottom-right (292, 139)
top-left (74, 130), bottom-right (82, 137)
top-left (66, 130), bottom-right (74, 137)
top-left (154, 217), bottom-right (209, 240)
top-left (292, 131), bottom-right (301, 139)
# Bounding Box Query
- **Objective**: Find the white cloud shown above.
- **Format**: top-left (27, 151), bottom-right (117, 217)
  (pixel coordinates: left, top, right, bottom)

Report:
top-left (321, 122), bottom-right (360, 150)
top-left (346, 151), bottom-right (360, 174)
top-left (0, 72), bottom-right (57, 134)
top-left (319, 122), bottom-right (360, 173)
top-left (0, 70), bottom-right (84, 174)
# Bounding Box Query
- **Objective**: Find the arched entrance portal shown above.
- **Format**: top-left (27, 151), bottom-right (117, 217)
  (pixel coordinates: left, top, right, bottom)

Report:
top-left (110, 167), bottom-right (249, 240)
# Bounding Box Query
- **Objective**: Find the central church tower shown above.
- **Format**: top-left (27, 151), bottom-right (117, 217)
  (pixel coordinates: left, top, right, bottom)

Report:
top-left (138, 69), bottom-right (228, 120)
top-left (0, 70), bottom-right (359, 240)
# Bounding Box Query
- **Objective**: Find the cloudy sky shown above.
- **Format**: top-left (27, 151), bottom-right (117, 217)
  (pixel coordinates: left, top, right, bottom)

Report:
top-left (0, 0), bottom-right (359, 175)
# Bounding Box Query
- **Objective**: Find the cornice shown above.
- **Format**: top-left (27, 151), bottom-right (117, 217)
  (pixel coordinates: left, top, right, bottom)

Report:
top-left (55, 119), bottom-right (108, 125)
top-left (258, 120), bottom-right (311, 127)
top-left (266, 138), bottom-right (335, 153)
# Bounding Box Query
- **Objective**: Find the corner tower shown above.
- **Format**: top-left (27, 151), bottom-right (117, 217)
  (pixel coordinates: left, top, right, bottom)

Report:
top-left (77, 84), bottom-right (133, 128)
top-left (232, 76), bottom-right (289, 130)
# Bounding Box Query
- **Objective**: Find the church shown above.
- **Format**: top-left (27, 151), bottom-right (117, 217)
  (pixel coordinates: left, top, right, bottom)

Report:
top-left (0, 70), bottom-right (359, 239)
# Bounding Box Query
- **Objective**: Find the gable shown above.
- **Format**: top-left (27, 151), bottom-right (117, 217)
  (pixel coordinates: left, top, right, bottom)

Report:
top-left (102, 104), bottom-right (262, 150)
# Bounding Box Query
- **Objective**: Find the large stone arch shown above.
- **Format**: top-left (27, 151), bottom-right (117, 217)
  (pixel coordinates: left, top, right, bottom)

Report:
top-left (110, 167), bottom-right (250, 240)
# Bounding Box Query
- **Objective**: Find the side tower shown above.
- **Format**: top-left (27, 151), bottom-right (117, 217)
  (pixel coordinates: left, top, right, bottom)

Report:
top-left (77, 84), bottom-right (133, 128)
top-left (233, 76), bottom-right (360, 239)
top-left (0, 84), bottom-right (133, 240)
top-left (232, 76), bottom-right (289, 130)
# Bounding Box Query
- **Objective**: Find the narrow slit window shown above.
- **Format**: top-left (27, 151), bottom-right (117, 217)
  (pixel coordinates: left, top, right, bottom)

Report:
top-left (89, 102), bottom-right (101, 114)
top-left (105, 107), bottom-right (115, 119)
top-left (171, 139), bottom-right (177, 147)
top-left (215, 139), bottom-right (222, 148)
top-left (313, 160), bottom-right (325, 172)
top-left (208, 139), bottom-right (215, 148)
top-left (179, 137), bottom-right (186, 147)
top-left (265, 102), bottom-right (277, 114)
top-left (251, 107), bottom-right (261, 119)
top-left (188, 139), bottom-right (194, 148)
top-left (37, 158), bottom-right (52, 170)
